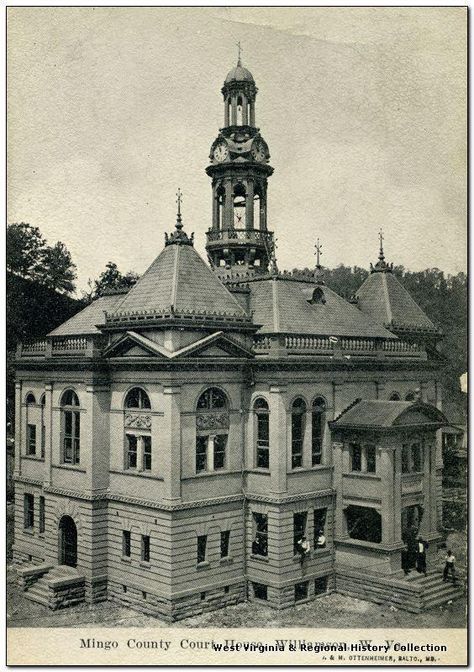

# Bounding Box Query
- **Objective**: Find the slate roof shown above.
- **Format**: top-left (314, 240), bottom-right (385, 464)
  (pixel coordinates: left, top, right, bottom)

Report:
top-left (248, 278), bottom-right (395, 338)
top-left (356, 271), bottom-right (436, 333)
top-left (48, 294), bottom-right (124, 336)
top-left (111, 243), bottom-right (248, 318)
top-left (330, 399), bottom-right (447, 430)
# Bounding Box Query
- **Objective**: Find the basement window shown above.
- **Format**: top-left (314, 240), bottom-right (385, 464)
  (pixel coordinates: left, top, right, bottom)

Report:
top-left (253, 583), bottom-right (268, 600)
top-left (314, 576), bottom-right (328, 595)
top-left (295, 581), bottom-right (308, 602)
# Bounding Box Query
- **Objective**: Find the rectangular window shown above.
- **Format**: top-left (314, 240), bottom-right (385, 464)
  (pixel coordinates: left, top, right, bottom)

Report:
top-left (39, 496), bottom-right (45, 534)
top-left (252, 512), bottom-right (268, 557)
top-left (213, 434), bottom-right (227, 470)
top-left (314, 508), bottom-right (327, 549)
top-left (314, 576), bottom-right (328, 595)
top-left (312, 413), bottom-right (323, 466)
top-left (220, 530), bottom-right (230, 558)
top-left (142, 436), bottom-right (152, 471)
top-left (350, 443), bottom-right (362, 472)
top-left (402, 444), bottom-right (410, 473)
top-left (291, 414), bottom-right (304, 469)
top-left (412, 443), bottom-right (422, 472)
top-left (141, 535), bottom-right (150, 562)
top-left (366, 444), bottom-right (376, 473)
top-left (256, 413), bottom-right (270, 469)
top-left (24, 494), bottom-right (34, 529)
top-left (122, 530), bottom-right (131, 557)
top-left (197, 535), bottom-right (207, 564)
top-left (293, 511), bottom-right (307, 555)
top-left (126, 435), bottom-right (138, 469)
top-left (196, 436), bottom-right (208, 473)
top-left (295, 581), bottom-right (308, 602)
top-left (253, 583), bottom-right (268, 600)
top-left (27, 424), bottom-right (36, 456)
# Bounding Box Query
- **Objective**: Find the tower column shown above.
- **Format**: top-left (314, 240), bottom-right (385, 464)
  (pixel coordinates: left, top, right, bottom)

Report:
top-left (231, 96), bottom-right (237, 125)
top-left (224, 179), bottom-right (233, 229)
top-left (259, 185), bottom-right (267, 230)
top-left (250, 99), bottom-right (255, 126)
top-left (245, 180), bottom-right (254, 230)
top-left (224, 98), bottom-right (230, 127)
top-left (212, 185), bottom-right (219, 230)
top-left (242, 94), bottom-right (248, 125)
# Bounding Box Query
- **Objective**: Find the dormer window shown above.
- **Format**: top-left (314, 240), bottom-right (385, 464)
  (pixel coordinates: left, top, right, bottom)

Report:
top-left (308, 287), bottom-right (326, 305)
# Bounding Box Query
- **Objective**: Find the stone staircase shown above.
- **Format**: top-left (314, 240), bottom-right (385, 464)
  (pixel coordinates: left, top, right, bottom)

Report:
top-left (405, 568), bottom-right (464, 611)
top-left (19, 565), bottom-right (86, 610)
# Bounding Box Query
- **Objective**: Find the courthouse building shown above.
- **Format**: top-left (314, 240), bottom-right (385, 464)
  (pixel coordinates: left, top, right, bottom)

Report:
top-left (13, 57), bottom-right (461, 618)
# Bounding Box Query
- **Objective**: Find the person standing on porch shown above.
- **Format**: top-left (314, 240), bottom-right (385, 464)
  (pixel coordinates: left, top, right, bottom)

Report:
top-left (296, 536), bottom-right (310, 566)
top-left (416, 536), bottom-right (428, 575)
top-left (443, 550), bottom-right (456, 583)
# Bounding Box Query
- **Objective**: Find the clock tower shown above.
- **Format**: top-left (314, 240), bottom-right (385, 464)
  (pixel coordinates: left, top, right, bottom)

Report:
top-left (206, 54), bottom-right (274, 275)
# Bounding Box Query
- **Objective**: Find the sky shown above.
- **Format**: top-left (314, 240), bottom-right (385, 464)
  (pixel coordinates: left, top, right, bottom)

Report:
top-left (7, 7), bottom-right (466, 295)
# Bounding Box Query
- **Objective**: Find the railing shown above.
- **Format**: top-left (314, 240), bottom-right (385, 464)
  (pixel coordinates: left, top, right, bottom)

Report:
top-left (19, 340), bottom-right (47, 355)
top-left (51, 337), bottom-right (88, 353)
top-left (253, 334), bottom-right (425, 358)
top-left (206, 228), bottom-right (274, 245)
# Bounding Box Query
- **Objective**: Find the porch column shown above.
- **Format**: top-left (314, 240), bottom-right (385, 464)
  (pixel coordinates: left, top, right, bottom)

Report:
top-left (269, 384), bottom-right (287, 495)
top-left (380, 446), bottom-right (397, 544)
top-left (332, 439), bottom-right (347, 538)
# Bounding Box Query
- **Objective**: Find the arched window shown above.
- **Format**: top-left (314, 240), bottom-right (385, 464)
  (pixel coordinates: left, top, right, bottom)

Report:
top-left (125, 387), bottom-right (151, 409)
top-left (123, 388), bottom-right (152, 472)
top-left (233, 183), bottom-right (246, 228)
top-left (389, 392), bottom-right (401, 401)
top-left (25, 393), bottom-right (36, 456)
top-left (254, 398), bottom-right (269, 469)
top-left (311, 397), bottom-right (326, 466)
top-left (40, 394), bottom-right (46, 459)
top-left (405, 391), bottom-right (416, 402)
top-left (236, 95), bottom-right (243, 125)
top-left (308, 287), bottom-right (326, 305)
top-left (61, 389), bottom-right (80, 465)
top-left (196, 388), bottom-right (229, 473)
top-left (291, 398), bottom-right (306, 469)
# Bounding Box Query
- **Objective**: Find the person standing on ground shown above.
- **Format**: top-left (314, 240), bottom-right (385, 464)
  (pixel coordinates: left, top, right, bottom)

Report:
top-left (443, 550), bottom-right (456, 583)
top-left (416, 536), bottom-right (428, 575)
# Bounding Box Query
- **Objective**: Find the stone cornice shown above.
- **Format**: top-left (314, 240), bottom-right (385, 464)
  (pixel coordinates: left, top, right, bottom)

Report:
top-left (245, 489), bottom-right (335, 505)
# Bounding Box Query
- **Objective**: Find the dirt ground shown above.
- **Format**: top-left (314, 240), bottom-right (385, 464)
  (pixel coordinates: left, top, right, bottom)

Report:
top-left (7, 531), bottom-right (466, 630)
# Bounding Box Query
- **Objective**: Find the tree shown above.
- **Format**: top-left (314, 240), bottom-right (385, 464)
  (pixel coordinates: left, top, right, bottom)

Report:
top-left (87, 262), bottom-right (139, 300)
top-left (38, 241), bottom-right (77, 294)
top-left (7, 222), bottom-right (77, 295)
top-left (6, 223), bottom-right (46, 279)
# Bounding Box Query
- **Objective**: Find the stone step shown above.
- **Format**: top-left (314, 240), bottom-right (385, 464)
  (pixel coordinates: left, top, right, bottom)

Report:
top-left (424, 590), bottom-right (464, 610)
top-left (423, 582), bottom-right (464, 598)
top-left (24, 588), bottom-right (49, 606)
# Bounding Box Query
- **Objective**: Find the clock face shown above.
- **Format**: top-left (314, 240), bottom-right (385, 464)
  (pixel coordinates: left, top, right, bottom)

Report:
top-left (213, 142), bottom-right (229, 162)
top-left (251, 140), bottom-right (266, 162)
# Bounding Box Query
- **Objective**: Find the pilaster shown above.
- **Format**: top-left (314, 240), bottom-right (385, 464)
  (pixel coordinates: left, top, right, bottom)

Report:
top-left (44, 383), bottom-right (53, 486)
top-left (162, 385), bottom-right (182, 502)
top-left (14, 381), bottom-right (22, 476)
top-left (268, 385), bottom-right (287, 495)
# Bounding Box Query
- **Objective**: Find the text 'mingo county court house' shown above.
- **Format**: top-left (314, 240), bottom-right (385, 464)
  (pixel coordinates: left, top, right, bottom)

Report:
top-left (13, 55), bottom-right (462, 620)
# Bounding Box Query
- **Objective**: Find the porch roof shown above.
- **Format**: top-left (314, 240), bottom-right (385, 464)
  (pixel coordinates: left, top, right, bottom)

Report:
top-left (329, 399), bottom-right (448, 431)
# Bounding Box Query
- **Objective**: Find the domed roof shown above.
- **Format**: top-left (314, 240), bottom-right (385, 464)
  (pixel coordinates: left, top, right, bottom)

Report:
top-left (225, 61), bottom-right (255, 84)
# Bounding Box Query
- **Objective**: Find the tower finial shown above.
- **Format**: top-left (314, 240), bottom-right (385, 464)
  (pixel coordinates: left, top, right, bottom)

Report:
top-left (314, 238), bottom-right (323, 268)
top-left (236, 40), bottom-right (242, 66)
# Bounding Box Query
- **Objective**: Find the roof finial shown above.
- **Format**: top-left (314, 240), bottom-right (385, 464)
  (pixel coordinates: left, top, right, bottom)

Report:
top-left (378, 228), bottom-right (385, 262)
top-left (269, 237), bottom-right (279, 276)
top-left (176, 187), bottom-right (183, 229)
top-left (165, 188), bottom-right (194, 247)
top-left (370, 229), bottom-right (393, 273)
top-left (236, 40), bottom-right (243, 66)
top-left (314, 238), bottom-right (325, 284)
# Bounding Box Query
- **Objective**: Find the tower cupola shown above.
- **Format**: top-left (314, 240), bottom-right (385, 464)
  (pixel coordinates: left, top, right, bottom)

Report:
top-left (206, 48), bottom-right (274, 277)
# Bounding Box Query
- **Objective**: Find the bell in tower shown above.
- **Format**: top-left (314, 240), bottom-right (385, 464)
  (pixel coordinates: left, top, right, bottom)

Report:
top-left (206, 48), bottom-right (274, 276)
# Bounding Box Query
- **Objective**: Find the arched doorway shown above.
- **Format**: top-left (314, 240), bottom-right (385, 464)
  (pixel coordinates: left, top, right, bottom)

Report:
top-left (59, 515), bottom-right (77, 567)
